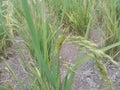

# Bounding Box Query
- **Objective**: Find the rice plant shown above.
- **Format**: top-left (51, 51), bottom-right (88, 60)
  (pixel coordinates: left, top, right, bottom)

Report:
top-left (0, 0), bottom-right (12, 57)
top-left (92, 0), bottom-right (120, 57)
top-left (46, 0), bottom-right (94, 36)
top-left (0, 0), bottom-right (120, 90)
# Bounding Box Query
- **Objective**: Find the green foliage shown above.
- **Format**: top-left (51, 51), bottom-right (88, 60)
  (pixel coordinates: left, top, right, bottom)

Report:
top-left (13, 0), bottom-right (62, 89)
top-left (0, 86), bottom-right (7, 90)
top-left (93, 0), bottom-right (120, 56)
top-left (0, 0), bottom-right (7, 56)
top-left (1, 0), bottom-right (120, 90)
top-left (0, 0), bottom-right (13, 56)
top-left (47, 0), bottom-right (93, 36)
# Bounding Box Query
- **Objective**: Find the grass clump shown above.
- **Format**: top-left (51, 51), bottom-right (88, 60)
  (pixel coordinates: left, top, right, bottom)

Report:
top-left (86, 0), bottom-right (120, 57)
top-left (0, 0), bottom-right (6, 56)
top-left (102, 0), bottom-right (120, 56)
top-left (47, 0), bottom-right (93, 36)
top-left (0, 0), bottom-right (12, 57)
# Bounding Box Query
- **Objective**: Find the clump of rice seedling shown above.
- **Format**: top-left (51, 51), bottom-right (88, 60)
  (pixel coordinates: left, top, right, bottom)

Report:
top-left (47, 0), bottom-right (94, 37)
top-left (65, 0), bottom-right (93, 36)
top-left (94, 0), bottom-right (120, 57)
top-left (0, 0), bottom-right (12, 57)
top-left (9, 0), bottom-right (63, 89)
top-left (0, 1), bottom-right (6, 56)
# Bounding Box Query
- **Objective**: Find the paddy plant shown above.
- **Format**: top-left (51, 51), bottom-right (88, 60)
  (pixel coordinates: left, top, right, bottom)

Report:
top-left (97, 0), bottom-right (120, 57)
top-left (0, 0), bottom-right (13, 57)
top-left (0, 0), bottom-right (120, 90)
top-left (0, 0), bottom-right (7, 56)
top-left (47, 0), bottom-right (94, 36)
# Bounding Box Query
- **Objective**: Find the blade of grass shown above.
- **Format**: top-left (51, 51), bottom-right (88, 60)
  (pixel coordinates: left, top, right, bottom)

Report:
top-left (84, 16), bottom-right (92, 39)
top-left (101, 41), bottom-right (120, 52)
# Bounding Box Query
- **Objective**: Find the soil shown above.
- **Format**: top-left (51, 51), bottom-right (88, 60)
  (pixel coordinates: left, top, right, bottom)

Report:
top-left (0, 31), bottom-right (120, 90)
top-left (0, 36), bottom-right (31, 90)
top-left (60, 43), bottom-right (120, 90)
